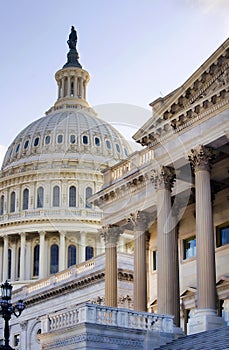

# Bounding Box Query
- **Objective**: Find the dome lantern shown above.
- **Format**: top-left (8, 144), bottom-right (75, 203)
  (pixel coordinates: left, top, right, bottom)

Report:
top-left (47, 26), bottom-right (90, 114)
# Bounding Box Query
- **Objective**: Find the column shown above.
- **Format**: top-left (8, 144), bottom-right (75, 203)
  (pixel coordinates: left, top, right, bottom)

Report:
top-left (129, 211), bottom-right (148, 311)
top-left (74, 76), bottom-right (77, 97)
top-left (79, 77), bottom-right (83, 98)
top-left (3, 235), bottom-right (9, 281)
top-left (20, 232), bottom-right (26, 281)
top-left (151, 166), bottom-right (178, 319)
top-left (188, 145), bottom-right (224, 333)
top-left (39, 231), bottom-right (46, 279)
top-left (0, 244), bottom-right (3, 281)
top-left (59, 231), bottom-right (66, 271)
top-left (79, 231), bottom-right (86, 263)
top-left (11, 241), bottom-right (16, 281)
top-left (67, 76), bottom-right (71, 97)
top-left (100, 225), bottom-right (121, 307)
top-left (26, 239), bottom-right (32, 280)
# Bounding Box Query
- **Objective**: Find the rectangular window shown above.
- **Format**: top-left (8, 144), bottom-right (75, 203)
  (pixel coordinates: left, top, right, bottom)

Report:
top-left (183, 236), bottom-right (196, 260)
top-left (152, 250), bottom-right (158, 271)
top-left (14, 334), bottom-right (20, 347)
top-left (216, 223), bottom-right (229, 247)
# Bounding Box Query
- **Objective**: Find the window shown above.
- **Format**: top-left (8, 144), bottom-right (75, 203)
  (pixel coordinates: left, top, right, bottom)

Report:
top-left (69, 186), bottom-right (76, 207)
top-left (17, 247), bottom-right (21, 279)
top-left (68, 245), bottom-right (76, 267)
top-left (8, 249), bottom-right (12, 279)
top-left (0, 195), bottom-right (4, 215)
top-left (70, 81), bottom-right (74, 96)
top-left (24, 140), bottom-right (29, 149)
top-left (82, 135), bottom-right (88, 145)
top-left (95, 137), bottom-right (100, 146)
top-left (22, 188), bottom-right (29, 210)
top-left (85, 187), bottom-right (92, 208)
top-left (116, 143), bottom-right (120, 153)
top-left (45, 135), bottom-right (51, 145)
top-left (124, 148), bottom-right (128, 157)
top-left (16, 143), bottom-right (20, 153)
top-left (183, 236), bottom-right (196, 259)
top-left (152, 250), bottom-right (158, 271)
top-left (53, 186), bottom-right (60, 207)
top-left (86, 246), bottom-right (94, 260)
top-left (50, 244), bottom-right (59, 274)
top-left (10, 191), bottom-right (16, 213)
top-left (37, 187), bottom-right (44, 208)
top-left (33, 245), bottom-right (40, 276)
top-left (216, 223), bottom-right (229, 247)
top-left (14, 334), bottom-right (20, 347)
top-left (34, 137), bottom-right (40, 147)
top-left (70, 134), bottom-right (76, 144)
top-left (57, 134), bottom-right (63, 144)
top-left (106, 140), bottom-right (111, 149)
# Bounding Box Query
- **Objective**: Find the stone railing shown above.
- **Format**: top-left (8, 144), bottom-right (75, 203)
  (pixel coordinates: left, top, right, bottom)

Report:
top-left (43, 303), bottom-right (174, 334)
top-left (108, 148), bottom-right (154, 183)
top-left (0, 208), bottom-right (102, 223)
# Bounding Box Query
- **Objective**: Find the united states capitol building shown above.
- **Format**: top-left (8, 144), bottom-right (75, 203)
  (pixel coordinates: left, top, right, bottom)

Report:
top-left (0, 28), bottom-right (228, 349)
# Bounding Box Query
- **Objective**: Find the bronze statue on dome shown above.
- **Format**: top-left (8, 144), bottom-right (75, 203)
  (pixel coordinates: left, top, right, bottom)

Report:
top-left (67, 26), bottom-right (77, 50)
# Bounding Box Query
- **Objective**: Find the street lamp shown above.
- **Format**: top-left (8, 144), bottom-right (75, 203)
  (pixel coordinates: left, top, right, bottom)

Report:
top-left (0, 281), bottom-right (25, 349)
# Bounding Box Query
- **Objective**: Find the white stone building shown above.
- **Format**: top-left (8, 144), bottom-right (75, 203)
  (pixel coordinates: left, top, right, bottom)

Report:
top-left (0, 29), bottom-right (229, 350)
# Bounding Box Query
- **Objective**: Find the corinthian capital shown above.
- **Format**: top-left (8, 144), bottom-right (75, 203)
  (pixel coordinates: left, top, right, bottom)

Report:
top-left (151, 166), bottom-right (176, 191)
top-left (100, 224), bottom-right (122, 246)
top-left (128, 211), bottom-right (149, 231)
top-left (188, 145), bottom-right (214, 172)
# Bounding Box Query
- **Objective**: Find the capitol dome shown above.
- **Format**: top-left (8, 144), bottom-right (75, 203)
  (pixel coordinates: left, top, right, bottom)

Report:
top-left (0, 27), bottom-right (132, 286)
top-left (2, 108), bottom-right (131, 171)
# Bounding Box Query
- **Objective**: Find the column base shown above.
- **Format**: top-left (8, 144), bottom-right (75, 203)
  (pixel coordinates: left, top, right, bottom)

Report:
top-left (187, 309), bottom-right (225, 335)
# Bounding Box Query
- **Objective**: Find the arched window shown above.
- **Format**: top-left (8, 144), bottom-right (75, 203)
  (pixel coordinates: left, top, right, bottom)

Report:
top-left (85, 187), bottom-right (92, 208)
top-left (17, 247), bottom-right (21, 278)
top-left (0, 195), bottom-right (4, 215)
top-left (85, 246), bottom-right (94, 261)
top-left (82, 135), bottom-right (88, 145)
top-left (106, 140), bottom-right (111, 149)
top-left (57, 134), bottom-right (63, 144)
top-left (95, 137), bottom-right (100, 146)
top-left (70, 134), bottom-right (76, 144)
top-left (34, 137), bottom-right (40, 147)
top-left (69, 186), bottom-right (76, 207)
top-left (53, 186), bottom-right (60, 207)
top-left (116, 143), bottom-right (120, 153)
top-left (45, 135), bottom-right (51, 145)
top-left (37, 187), bottom-right (44, 208)
top-left (10, 191), bottom-right (16, 213)
top-left (70, 81), bottom-right (74, 96)
top-left (68, 245), bottom-right (76, 267)
top-left (50, 244), bottom-right (59, 274)
top-left (8, 249), bottom-right (12, 279)
top-left (33, 245), bottom-right (40, 276)
top-left (22, 188), bottom-right (29, 210)
top-left (24, 140), bottom-right (29, 149)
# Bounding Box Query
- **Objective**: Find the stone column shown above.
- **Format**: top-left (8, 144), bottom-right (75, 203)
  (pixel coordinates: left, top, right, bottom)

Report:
top-left (26, 239), bottom-right (32, 280)
top-left (100, 225), bottom-right (121, 307)
top-left (3, 235), bottom-right (9, 281)
top-left (151, 166), bottom-right (178, 320)
top-left (188, 145), bottom-right (224, 333)
top-left (11, 241), bottom-right (16, 281)
top-left (67, 76), bottom-right (71, 97)
top-left (79, 231), bottom-right (86, 263)
top-left (129, 211), bottom-right (149, 311)
top-left (59, 231), bottom-right (66, 271)
top-left (20, 232), bottom-right (26, 281)
top-left (0, 244), bottom-right (3, 281)
top-left (79, 77), bottom-right (83, 98)
top-left (39, 231), bottom-right (46, 279)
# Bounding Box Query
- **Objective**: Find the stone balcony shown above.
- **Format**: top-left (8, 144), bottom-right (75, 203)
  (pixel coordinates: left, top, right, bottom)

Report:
top-left (39, 303), bottom-right (175, 350)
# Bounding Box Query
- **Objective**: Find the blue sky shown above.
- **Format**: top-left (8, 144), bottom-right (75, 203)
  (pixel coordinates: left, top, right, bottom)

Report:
top-left (0, 0), bottom-right (228, 164)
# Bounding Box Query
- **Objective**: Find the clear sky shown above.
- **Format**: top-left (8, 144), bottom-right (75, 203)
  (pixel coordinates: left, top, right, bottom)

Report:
top-left (0, 0), bottom-right (228, 165)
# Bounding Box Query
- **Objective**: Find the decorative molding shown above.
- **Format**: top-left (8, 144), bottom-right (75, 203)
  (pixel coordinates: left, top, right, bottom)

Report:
top-left (188, 145), bottom-right (214, 172)
top-left (151, 166), bottom-right (176, 191)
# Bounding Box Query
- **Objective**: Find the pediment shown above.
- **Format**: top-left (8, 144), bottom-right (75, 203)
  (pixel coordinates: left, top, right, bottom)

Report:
top-left (134, 38), bottom-right (229, 147)
top-left (180, 287), bottom-right (197, 298)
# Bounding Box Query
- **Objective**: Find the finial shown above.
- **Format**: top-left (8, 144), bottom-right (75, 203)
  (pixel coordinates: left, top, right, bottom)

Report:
top-left (63, 26), bottom-right (82, 69)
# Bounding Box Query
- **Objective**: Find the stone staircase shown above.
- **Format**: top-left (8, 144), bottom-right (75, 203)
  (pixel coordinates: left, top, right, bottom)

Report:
top-left (156, 326), bottom-right (229, 350)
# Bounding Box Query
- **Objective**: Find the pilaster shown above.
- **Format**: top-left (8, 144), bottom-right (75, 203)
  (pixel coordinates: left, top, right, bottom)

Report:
top-left (20, 232), bottom-right (26, 281)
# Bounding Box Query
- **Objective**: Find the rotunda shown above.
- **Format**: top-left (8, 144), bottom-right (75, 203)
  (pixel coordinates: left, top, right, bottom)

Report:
top-left (0, 27), bottom-right (132, 285)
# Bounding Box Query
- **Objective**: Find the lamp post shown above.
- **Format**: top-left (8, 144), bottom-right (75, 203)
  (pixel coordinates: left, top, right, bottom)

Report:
top-left (0, 281), bottom-right (25, 350)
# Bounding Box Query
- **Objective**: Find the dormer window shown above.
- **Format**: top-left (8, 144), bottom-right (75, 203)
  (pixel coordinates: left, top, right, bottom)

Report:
top-left (57, 134), bottom-right (63, 144)
top-left (95, 137), bottom-right (100, 146)
top-left (34, 137), bottom-right (40, 147)
top-left (15, 143), bottom-right (20, 153)
top-left (24, 140), bottom-right (29, 149)
top-left (106, 140), bottom-right (111, 149)
top-left (82, 135), bottom-right (88, 145)
top-left (45, 135), bottom-right (51, 145)
top-left (116, 143), bottom-right (120, 153)
top-left (70, 134), bottom-right (76, 144)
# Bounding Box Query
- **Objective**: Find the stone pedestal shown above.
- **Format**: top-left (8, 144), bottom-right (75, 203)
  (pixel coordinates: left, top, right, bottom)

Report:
top-left (188, 309), bottom-right (225, 334)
